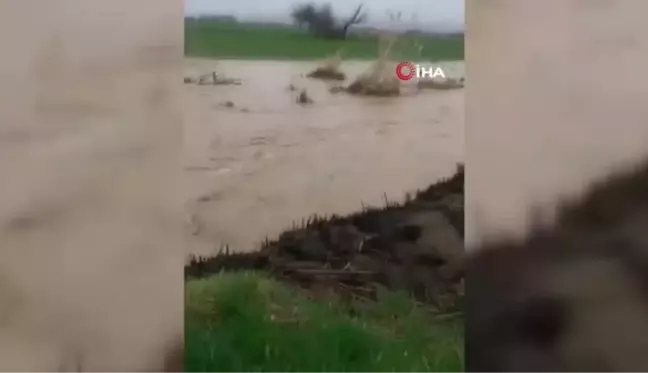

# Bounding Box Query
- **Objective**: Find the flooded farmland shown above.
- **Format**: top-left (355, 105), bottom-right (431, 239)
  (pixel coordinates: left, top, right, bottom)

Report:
top-left (185, 58), bottom-right (465, 255)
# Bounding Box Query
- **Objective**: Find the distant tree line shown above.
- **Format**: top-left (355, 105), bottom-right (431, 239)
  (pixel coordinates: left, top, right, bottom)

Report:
top-left (291, 2), bottom-right (367, 39)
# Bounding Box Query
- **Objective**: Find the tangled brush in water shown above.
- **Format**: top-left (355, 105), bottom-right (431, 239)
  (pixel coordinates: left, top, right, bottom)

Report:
top-left (346, 34), bottom-right (402, 96)
top-left (306, 50), bottom-right (346, 81)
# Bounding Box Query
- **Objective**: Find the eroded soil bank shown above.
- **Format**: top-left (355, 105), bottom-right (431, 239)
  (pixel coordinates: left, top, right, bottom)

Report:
top-left (187, 165), bottom-right (465, 310)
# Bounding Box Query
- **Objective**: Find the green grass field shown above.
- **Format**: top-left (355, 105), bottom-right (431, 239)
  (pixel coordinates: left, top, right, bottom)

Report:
top-left (185, 272), bottom-right (464, 372)
top-left (185, 19), bottom-right (464, 61)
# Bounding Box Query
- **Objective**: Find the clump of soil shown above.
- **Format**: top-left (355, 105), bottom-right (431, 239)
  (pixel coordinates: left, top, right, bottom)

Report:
top-left (186, 164), bottom-right (465, 311)
top-left (306, 52), bottom-right (346, 81)
top-left (418, 77), bottom-right (465, 90)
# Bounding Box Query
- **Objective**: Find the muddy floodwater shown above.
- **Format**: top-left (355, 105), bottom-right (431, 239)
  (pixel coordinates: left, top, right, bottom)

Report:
top-left (185, 58), bottom-right (465, 255)
top-left (466, 0), bottom-right (648, 246)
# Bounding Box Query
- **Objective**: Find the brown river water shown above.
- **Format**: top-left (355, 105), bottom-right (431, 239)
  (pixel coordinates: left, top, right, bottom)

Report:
top-left (0, 0), bottom-right (183, 370)
top-left (466, 0), bottom-right (648, 247)
top-left (184, 58), bottom-right (465, 255)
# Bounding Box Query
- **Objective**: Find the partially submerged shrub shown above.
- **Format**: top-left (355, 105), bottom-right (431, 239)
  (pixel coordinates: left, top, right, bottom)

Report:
top-left (346, 35), bottom-right (401, 96)
top-left (346, 59), bottom-right (401, 96)
top-left (306, 51), bottom-right (346, 81)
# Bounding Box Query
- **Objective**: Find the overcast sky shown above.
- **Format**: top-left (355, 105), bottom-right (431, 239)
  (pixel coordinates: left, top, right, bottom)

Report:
top-left (185, 0), bottom-right (464, 32)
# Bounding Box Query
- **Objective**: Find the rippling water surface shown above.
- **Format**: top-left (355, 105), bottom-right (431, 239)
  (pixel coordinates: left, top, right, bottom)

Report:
top-left (185, 58), bottom-right (465, 254)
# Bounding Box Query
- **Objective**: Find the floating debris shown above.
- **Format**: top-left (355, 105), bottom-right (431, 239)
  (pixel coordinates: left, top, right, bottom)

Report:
top-left (346, 70), bottom-right (401, 96)
top-left (329, 85), bottom-right (346, 94)
top-left (306, 51), bottom-right (346, 81)
top-left (307, 68), bottom-right (346, 81)
top-left (185, 71), bottom-right (242, 86)
top-left (296, 89), bottom-right (314, 104)
top-left (346, 36), bottom-right (402, 96)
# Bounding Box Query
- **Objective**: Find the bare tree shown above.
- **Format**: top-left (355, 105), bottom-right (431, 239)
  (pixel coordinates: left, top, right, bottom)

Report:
top-left (340, 4), bottom-right (367, 38)
top-left (291, 2), bottom-right (367, 39)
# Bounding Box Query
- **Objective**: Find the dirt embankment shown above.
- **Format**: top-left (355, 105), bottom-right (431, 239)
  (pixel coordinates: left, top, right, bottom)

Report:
top-left (187, 165), bottom-right (465, 310)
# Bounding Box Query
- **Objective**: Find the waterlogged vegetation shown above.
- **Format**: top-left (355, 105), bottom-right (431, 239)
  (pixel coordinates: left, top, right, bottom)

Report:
top-left (185, 273), bottom-right (464, 372)
top-left (184, 19), bottom-right (464, 61)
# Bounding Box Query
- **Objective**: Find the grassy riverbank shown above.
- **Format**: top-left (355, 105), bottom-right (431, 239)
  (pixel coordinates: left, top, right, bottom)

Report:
top-left (185, 272), bottom-right (464, 372)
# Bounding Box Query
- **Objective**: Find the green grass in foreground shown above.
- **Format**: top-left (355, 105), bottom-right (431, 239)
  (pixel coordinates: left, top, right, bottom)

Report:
top-left (185, 272), bottom-right (464, 372)
top-left (184, 19), bottom-right (464, 61)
